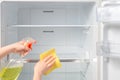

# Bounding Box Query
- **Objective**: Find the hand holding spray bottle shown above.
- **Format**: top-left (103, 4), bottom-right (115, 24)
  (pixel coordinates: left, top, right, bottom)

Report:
top-left (0, 37), bottom-right (36, 80)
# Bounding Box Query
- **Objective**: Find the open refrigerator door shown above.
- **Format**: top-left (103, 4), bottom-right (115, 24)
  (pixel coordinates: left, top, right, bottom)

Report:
top-left (97, 0), bottom-right (120, 80)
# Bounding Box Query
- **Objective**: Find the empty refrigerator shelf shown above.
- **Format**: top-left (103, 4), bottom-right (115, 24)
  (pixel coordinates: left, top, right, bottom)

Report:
top-left (97, 42), bottom-right (120, 57)
top-left (8, 25), bottom-right (94, 29)
top-left (7, 25), bottom-right (91, 47)
top-left (20, 58), bottom-right (97, 63)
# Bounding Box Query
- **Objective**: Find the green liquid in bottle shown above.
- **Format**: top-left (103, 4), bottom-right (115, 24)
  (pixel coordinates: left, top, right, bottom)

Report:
top-left (0, 67), bottom-right (22, 80)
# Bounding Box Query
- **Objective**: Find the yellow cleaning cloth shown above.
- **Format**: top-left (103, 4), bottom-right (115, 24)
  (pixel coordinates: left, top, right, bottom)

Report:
top-left (40, 48), bottom-right (62, 75)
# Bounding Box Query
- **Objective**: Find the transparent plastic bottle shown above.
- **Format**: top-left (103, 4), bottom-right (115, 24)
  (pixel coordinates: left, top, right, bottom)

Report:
top-left (0, 59), bottom-right (23, 80)
top-left (0, 37), bottom-right (36, 80)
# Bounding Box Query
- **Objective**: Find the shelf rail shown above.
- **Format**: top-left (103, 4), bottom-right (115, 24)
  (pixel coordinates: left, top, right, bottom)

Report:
top-left (20, 58), bottom-right (97, 63)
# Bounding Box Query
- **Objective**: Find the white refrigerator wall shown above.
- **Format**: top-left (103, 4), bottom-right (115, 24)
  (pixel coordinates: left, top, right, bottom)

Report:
top-left (0, 1), bottom-right (1, 47)
top-left (1, 1), bottom-right (98, 80)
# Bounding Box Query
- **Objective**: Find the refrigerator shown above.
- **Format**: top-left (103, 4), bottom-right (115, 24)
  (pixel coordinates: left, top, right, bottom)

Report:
top-left (0, 0), bottom-right (120, 80)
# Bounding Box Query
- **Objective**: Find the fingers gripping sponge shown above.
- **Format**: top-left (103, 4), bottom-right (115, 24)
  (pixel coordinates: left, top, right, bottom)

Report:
top-left (40, 48), bottom-right (62, 75)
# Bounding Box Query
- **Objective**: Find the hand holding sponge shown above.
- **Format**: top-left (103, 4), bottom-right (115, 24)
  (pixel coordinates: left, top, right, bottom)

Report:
top-left (40, 48), bottom-right (62, 75)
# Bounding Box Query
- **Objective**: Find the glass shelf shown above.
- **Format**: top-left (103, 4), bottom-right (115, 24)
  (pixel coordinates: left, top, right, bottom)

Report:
top-left (22, 58), bottom-right (97, 63)
top-left (3, 0), bottom-right (97, 2)
top-left (97, 42), bottom-right (120, 57)
top-left (8, 25), bottom-right (93, 29)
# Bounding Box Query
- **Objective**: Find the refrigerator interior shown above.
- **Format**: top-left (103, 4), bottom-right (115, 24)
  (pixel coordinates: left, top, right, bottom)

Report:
top-left (1, 1), bottom-right (97, 80)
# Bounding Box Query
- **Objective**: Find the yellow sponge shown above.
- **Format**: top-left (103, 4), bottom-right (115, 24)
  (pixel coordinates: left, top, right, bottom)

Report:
top-left (40, 48), bottom-right (62, 75)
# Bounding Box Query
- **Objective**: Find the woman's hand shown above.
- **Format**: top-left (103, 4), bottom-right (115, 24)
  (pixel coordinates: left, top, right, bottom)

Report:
top-left (11, 41), bottom-right (29, 56)
top-left (0, 40), bottom-right (36, 59)
top-left (11, 40), bottom-right (36, 57)
top-left (33, 55), bottom-right (56, 80)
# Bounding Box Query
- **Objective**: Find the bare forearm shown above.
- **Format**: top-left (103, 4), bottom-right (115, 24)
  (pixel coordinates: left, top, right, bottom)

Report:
top-left (33, 71), bottom-right (42, 80)
top-left (0, 44), bottom-right (14, 59)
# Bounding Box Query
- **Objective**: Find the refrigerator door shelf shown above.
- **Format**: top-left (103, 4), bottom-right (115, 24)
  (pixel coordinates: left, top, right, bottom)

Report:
top-left (98, 1), bottom-right (120, 23)
top-left (97, 42), bottom-right (120, 58)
